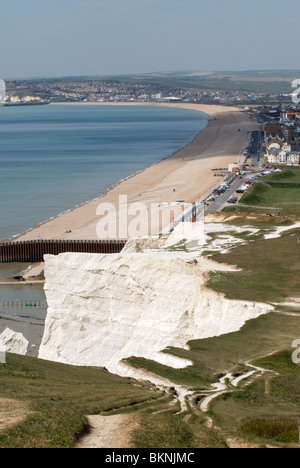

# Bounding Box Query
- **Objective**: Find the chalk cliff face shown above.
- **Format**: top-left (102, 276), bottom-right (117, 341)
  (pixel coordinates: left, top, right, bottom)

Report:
top-left (39, 252), bottom-right (272, 375)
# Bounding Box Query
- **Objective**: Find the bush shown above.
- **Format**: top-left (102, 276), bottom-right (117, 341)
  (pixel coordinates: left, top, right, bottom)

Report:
top-left (240, 417), bottom-right (299, 443)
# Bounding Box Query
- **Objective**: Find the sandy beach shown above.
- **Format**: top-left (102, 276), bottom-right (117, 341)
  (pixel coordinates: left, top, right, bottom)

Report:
top-left (15, 103), bottom-right (260, 241)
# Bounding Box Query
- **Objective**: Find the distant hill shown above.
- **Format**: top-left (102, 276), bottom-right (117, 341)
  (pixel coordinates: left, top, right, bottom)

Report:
top-left (7, 70), bottom-right (300, 94)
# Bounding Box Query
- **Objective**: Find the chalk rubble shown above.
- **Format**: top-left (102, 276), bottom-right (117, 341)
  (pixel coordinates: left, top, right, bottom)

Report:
top-left (0, 328), bottom-right (29, 355)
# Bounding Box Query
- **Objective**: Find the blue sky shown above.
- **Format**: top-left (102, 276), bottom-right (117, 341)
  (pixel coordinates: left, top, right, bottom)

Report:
top-left (0, 0), bottom-right (299, 78)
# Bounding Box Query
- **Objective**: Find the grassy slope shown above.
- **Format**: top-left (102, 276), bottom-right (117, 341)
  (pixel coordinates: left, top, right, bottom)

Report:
top-left (0, 354), bottom-right (226, 449)
top-left (0, 354), bottom-right (167, 448)
top-left (239, 168), bottom-right (300, 218)
top-left (208, 228), bottom-right (300, 302)
top-left (115, 75), bottom-right (292, 93)
top-left (213, 351), bottom-right (300, 445)
top-left (213, 169), bottom-right (300, 302)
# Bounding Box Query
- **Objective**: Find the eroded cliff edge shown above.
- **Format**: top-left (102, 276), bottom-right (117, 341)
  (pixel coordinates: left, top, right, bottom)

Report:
top-left (38, 251), bottom-right (273, 376)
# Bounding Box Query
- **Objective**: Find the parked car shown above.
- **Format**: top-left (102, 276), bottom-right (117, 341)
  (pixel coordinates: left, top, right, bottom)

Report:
top-left (227, 196), bottom-right (238, 204)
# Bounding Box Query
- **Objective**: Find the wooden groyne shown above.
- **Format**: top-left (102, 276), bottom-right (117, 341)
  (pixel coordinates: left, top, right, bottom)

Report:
top-left (0, 239), bottom-right (127, 263)
top-left (1, 299), bottom-right (47, 309)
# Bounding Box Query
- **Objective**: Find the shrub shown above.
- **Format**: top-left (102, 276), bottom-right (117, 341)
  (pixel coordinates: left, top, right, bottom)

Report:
top-left (240, 417), bottom-right (299, 443)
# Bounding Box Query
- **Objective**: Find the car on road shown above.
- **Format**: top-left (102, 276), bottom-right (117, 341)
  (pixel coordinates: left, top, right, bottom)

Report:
top-left (215, 188), bottom-right (226, 194)
top-left (227, 196), bottom-right (238, 204)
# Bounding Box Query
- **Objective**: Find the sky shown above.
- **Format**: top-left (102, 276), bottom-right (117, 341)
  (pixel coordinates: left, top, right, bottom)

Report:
top-left (0, 0), bottom-right (299, 79)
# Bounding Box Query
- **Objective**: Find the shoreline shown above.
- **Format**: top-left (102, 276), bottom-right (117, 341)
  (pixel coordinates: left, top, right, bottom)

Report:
top-left (12, 103), bottom-right (261, 241)
top-left (8, 106), bottom-right (208, 242)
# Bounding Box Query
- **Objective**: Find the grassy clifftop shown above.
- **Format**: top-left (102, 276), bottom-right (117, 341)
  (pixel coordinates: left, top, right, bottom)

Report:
top-left (0, 354), bottom-right (166, 448)
top-left (239, 167), bottom-right (300, 218)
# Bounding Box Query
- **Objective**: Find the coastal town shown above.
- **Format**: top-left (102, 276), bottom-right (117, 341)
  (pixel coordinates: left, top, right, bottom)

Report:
top-left (4, 75), bottom-right (295, 106)
top-left (263, 109), bottom-right (300, 166)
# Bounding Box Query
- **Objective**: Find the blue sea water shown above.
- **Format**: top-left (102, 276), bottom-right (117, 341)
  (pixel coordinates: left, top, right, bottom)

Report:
top-left (0, 104), bottom-right (207, 241)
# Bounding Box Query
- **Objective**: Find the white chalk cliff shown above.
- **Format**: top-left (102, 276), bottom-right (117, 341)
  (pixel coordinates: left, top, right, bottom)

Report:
top-left (39, 252), bottom-right (273, 375)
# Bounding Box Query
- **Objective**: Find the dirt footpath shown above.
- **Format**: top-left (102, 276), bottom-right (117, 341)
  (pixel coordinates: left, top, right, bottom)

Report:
top-left (0, 398), bottom-right (30, 431)
top-left (76, 414), bottom-right (139, 449)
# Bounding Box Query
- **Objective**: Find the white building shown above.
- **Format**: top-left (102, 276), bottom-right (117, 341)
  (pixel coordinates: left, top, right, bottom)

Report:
top-left (265, 142), bottom-right (300, 166)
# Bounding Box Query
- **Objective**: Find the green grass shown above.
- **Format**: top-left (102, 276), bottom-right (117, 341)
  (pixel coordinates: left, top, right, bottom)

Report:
top-left (212, 351), bottom-right (300, 445)
top-left (0, 354), bottom-right (230, 449)
top-left (132, 412), bottom-right (227, 448)
top-left (240, 417), bottom-right (299, 444)
top-left (269, 170), bottom-right (299, 181)
top-left (114, 75), bottom-right (292, 93)
top-left (208, 227), bottom-right (300, 303)
top-left (0, 354), bottom-right (166, 448)
top-left (132, 413), bottom-right (195, 449)
top-left (222, 213), bottom-right (293, 229)
top-left (252, 350), bottom-right (300, 404)
top-left (239, 168), bottom-right (300, 218)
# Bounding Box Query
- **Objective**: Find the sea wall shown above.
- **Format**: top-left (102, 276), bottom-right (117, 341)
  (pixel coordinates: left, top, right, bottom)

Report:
top-left (38, 252), bottom-right (273, 375)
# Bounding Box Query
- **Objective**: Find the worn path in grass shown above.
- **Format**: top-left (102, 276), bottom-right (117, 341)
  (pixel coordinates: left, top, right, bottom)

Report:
top-left (76, 414), bottom-right (139, 449)
top-left (0, 398), bottom-right (30, 431)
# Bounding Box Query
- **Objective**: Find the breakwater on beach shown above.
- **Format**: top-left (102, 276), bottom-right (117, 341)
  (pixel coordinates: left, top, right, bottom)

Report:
top-left (0, 239), bottom-right (127, 263)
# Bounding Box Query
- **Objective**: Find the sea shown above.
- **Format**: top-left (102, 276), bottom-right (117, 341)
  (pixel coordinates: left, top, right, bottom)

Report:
top-left (0, 104), bottom-right (207, 241)
top-left (0, 103), bottom-right (207, 352)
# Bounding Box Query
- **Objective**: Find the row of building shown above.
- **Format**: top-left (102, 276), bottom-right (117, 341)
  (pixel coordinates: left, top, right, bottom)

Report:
top-left (6, 79), bottom-right (278, 105)
top-left (264, 106), bottom-right (300, 165)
